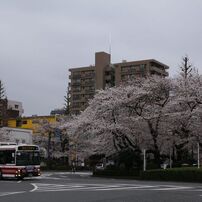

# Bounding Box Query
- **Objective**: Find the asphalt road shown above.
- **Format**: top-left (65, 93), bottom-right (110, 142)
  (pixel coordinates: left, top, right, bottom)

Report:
top-left (0, 171), bottom-right (202, 202)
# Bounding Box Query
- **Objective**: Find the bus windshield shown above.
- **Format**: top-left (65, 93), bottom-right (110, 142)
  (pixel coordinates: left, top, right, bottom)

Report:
top-left (16, 151), bottom-right (40, 166)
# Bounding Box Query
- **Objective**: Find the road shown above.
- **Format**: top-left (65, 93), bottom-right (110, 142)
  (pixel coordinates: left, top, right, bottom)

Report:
top-left (0, 171), bottom-right (202, 202)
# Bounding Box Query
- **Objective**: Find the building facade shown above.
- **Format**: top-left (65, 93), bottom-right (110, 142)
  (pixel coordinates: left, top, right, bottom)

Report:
top-left (0, 127), bottom-right (33, 144)
top-left (7, 115), bottom-right (57, 134)
top-left (68, 51), bottom-right (169, 114)
top-left (0, 99), bottom-right (24, 127)
top-left (7, 100), bottom-right (24, 117)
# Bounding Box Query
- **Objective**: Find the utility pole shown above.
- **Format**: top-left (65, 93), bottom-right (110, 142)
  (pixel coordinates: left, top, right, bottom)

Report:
top-left (47, 130), bottom-right (52, 169)
top-left (169, 148), bottom-right (172, 168)
top-left (143, 149), bottom-right (146, 171)
top-left (197, 142), bottom-right (200, 169)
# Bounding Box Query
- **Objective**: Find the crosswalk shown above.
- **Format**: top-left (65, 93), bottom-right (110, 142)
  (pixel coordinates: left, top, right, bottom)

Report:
top-left (30, 182), bottom-right (197, 193)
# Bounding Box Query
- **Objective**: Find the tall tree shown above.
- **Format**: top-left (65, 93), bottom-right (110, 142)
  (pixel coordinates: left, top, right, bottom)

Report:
top-left (62, 77), bottom-right (172, 168)
top-left (64, 86), bottom-right (70, 115)
top-left (169, 56), bottom-right (202, 164)
top-left (0, 80), bottom-right (6, 100)
top-left (61, 58), bottom-right (202, 168)
top-left (32, 118), bottom-right (67, 162)
top-left (0, 80), bottom-right (7, 127)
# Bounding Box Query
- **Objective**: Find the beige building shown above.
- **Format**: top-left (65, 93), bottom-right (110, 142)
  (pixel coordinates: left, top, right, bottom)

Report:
top-left (68, 51), bottom-right (169, 114)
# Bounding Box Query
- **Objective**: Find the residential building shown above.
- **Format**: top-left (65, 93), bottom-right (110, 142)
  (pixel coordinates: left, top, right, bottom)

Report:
top-left (68, 51), bottom-right (169, 114)
top-left (0, 99), bottom-right (24, 127)
top-left (7, 115), bottom-right (57, 134)
top-left (50, 108), bottom-right (66, 115)
top-left (7, 100), bottom-right (24, 118)
top-left (114, 59), bottom-right (169, 85)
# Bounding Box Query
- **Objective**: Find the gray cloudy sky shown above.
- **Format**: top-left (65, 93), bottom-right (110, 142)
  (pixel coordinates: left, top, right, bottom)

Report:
top-left (1, 0), bottom-right (202, 116)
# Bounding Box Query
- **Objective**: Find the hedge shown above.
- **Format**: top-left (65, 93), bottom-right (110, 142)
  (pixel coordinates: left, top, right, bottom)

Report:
top-left (140, 167), bottom-right (202, 182)
top-left (93, 168), bottom-right (140, 179)
top-left (94, 167), bottom-right (202, 182)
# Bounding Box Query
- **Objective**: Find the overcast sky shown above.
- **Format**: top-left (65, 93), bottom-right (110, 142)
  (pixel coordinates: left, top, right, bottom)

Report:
top-left (1, 0), bottom-right (202, 116)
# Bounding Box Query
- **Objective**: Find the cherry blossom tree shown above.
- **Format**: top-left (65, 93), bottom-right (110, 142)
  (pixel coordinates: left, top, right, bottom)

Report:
top-left (61, 57), bottom-right (202, 168)
top-left (0, 128), bottom-right (10, 142)
top-left (168, 57), bottom-right (202, 164)
top-left (33, 116), bottom-right (69, 161)
top-left (62, 77), bottom-right (173, 168)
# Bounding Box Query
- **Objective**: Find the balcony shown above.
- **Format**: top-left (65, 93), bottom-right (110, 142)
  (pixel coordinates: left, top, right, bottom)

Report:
top-left (85, 89), bottom-right (95, 94)
top-left (105, 75), bottom-right (111, 80)
top-left (81, 73), bottom-right (95, 79)
top-left (150, 66), bottom-right (169, 76)
top-left (71, 81), bottom-right (81, 86)
top-left (84, 81), bottom-right (95, 86)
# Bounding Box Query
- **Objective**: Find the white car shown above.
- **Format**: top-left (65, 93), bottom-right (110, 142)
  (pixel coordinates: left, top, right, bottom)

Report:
top-left (95, 163), bottom-right (104, 170)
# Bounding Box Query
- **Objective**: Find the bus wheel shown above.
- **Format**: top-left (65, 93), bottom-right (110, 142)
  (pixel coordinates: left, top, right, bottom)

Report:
top-left (17, 176), bottom-right (24, 180)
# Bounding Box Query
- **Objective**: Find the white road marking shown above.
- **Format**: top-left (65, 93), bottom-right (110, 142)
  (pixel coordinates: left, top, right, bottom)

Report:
top-left (30, 183), bottom-right (196, 193)
top-left (33, 176), bottom-right (61, 180)
top-left (151, 186), bottom-right (192, 191)
top-left (30, 184), bottom-right (38, 192)
top-left (95, 185), bottom-right (156, 191)
top-left (60, 175), bottom-right (68, 178)
top-left (0, 191), bottom-right (25, 197)
top-left (17, 181), bottom-right (22, 183)
top-left (29, 171), bottom-right (91, 181)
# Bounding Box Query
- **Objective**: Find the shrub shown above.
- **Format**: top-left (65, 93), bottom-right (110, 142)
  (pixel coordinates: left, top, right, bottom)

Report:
top-left (140, 167), bottom-right (202, 182)
top-left (93, 167), bottom-right (140, 178)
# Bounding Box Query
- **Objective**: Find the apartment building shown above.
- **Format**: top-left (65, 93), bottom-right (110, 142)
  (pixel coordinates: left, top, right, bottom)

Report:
top-left (7, 100), bottom-right (24, 118)
top-left (0, 99), bottom-right (24, 127)
top-left (68, 51), bottom-right (169, 114)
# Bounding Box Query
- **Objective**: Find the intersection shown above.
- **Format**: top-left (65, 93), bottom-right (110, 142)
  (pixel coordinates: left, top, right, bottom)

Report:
top-left (0, 171), bottom-right (202, 202)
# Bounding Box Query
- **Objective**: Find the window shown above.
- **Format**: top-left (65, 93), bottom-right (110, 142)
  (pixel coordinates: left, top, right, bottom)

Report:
top-left (73, 78), bottom-right (81, 83)
top-left (72, 72), bottom-right (81, 79)
top-left (72, 95), bottom-right (81, 101)
top-left (140, 64), bottom-right (146, 70)
top-left (72, 103), bottom-right (80, 108)
top-left (0, 150), bottom-right (15, 164)
top-left (22, 120), bottom-right (27, 124)
top-left (85, 86), bottom-right (95, 91)
top-left (74, 110), bottom-right (80, 115)
top-left (15, 105), bottom-right (19, 109)
top-left (140, 64), bottom-right (146, 76)
top-left (121, 66), bottom-right (130, 72)
top-left (72, 86), bottom-right (81, 92)
top-left (16, 151), bottom-right (40, 166)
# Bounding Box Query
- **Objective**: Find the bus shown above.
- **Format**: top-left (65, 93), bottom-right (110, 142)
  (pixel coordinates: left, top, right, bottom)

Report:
top-left (0, 143), bottom-right (41, 179)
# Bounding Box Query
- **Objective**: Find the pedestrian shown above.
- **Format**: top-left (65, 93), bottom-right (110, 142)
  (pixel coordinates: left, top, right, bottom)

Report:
top-left (72, 162), bottom-right (76, 173)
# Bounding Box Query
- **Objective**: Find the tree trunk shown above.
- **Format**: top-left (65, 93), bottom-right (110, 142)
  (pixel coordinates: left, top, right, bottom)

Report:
top-left (147, 120), bottom-right (161, 168)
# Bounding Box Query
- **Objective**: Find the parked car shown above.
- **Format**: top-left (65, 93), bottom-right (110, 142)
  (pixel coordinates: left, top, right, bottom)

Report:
top-left (95, 163), bottom-right (104, 170)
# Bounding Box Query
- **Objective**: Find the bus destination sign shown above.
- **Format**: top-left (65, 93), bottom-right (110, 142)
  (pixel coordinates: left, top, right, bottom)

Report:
top-left (18, 146), bottom-right (39, 151)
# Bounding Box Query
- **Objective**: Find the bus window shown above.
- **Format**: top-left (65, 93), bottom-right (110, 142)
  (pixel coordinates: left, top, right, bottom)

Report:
top-left (0, 151), bottom-right (5, 164)
top-left (16, 151), bottom-right (40, 166)
top-left (0, 150), bottom-right (15, 164)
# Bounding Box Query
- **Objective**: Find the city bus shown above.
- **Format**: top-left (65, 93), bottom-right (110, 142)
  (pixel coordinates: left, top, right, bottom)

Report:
top-left (0, 143), bottom-right (41, 179)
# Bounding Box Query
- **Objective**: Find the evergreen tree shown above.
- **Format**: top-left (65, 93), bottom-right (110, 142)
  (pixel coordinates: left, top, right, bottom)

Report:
top-left (0, 80), bottom-right (6, 99)
top-left (64, 87), bottom-right (70, 115)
